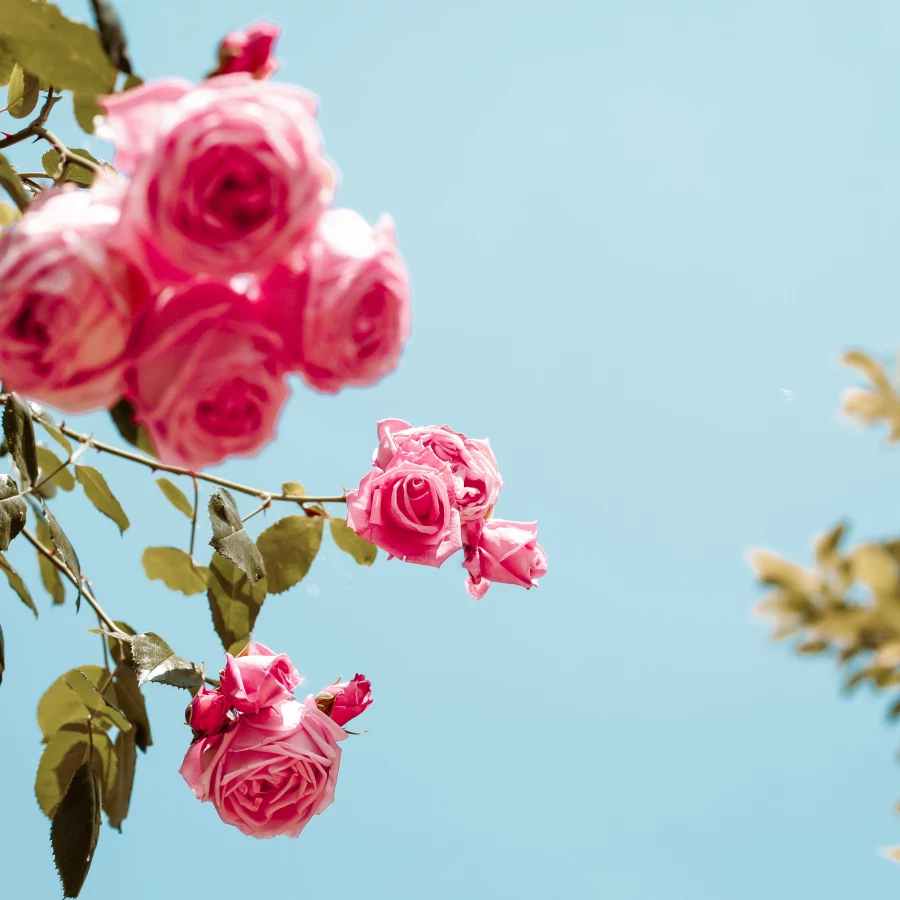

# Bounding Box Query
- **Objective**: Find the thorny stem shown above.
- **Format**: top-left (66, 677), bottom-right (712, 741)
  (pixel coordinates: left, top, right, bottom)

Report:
top-left (241, 497), bottom-right (272, 523)
top-left (189, 475), bottom-right (199, 557)
top-left (31, 126), bottom-right (101, 178)
top-left (0, 89), bottom-right (60, 152)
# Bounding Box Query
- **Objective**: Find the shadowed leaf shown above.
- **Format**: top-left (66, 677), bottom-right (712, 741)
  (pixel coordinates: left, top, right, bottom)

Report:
top-left (112, 663), bottom-right (151, 752)
top-left (89, 0), bottom-right (132, 74)
top-left (36, 515), bottom-right (64, 604)
top-left (154, 477), bottom-right (193, 518)
top-left (43, 505), bottom-right (80, 608)
top-left (131, 632), bottom-right (203, 691)
top-left (41, 148), bottom-right (99, 186)
top-left (141, 547), bottom-right (208, 595)
top-left (0, 474), bottom-right (26, 551)
top-left (30, 403), bottom-right (73, 455)
top-left (51, 761), bottom-right (101, 898)
top-left (0, 201), bottom-right (19, 228)
top-left (282, 481), bottom-right (306, 497)
top-left (4, 392), bottom-right (38, 488)
top-left (103, 728), bottom-right (135, 831)
top-left (208, 488), bottom-right (265, 584)
top-left (38, 666), bottom-right (107, 741)
top-left (0, 551), bottom-right (36, 617)
top-left (36, 726), bottom-right (115, 818)
top-left (257, 516), bottom-right (324, 593)
top-left (0, 153), bottom-right (27, 211)
top-left (207, 553), bottom-right (267, 651)
top-left (63, 671), bottom-right (130, 733)
top-left (76, 466), bottom-right (128, 534)
top-left (330, 518), bottom-right (377, 566)
top-left (108, 398), bottom-right (156, 457)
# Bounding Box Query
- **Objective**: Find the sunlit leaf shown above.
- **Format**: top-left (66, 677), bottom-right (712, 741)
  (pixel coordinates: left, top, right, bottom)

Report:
top-left (154, 477), bottom-right (193, 518)
top-left (63, 671), bottom-right (130, 732)
top-left (0, 41), bottom-right (14, 87)
top-left (37, 445), bottom-right (75, 492)
top-left (30, 403), bottom-right (73, 455)
top-left (0, 551), bottom-right (36, 617)
top-left (36, 515), bottom-right (65, 604)
top-left (0, 153), bottom-right (27, 211)
top-left (141, 547), bottom-right (208, 595)
top-left (257, 516), bottom-right (324, 593)
top-left (0, 201), bottom-right (19, 228)
top-left (282, 481), bottom-right (306, 497)
top-left (7, 63), bottom-right (39, 118)
top-left (75, 465), bottom-right (128, 534)
top-left (329, 517), bottom-right (377, 566)
top-left (41, 148), bottom-right (99, 186)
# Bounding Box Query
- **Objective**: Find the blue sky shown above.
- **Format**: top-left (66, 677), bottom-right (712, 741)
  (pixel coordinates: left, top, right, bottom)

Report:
top-left (4, 0), bottom-right (900, 897)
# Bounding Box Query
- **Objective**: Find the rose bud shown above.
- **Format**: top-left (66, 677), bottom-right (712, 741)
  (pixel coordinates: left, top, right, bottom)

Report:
top-left (316, 674), bottom-right (373, 727)
top-left (186, 687), bottom-right (231, 736)
top-left (213, 22), bottom-right (280, 80)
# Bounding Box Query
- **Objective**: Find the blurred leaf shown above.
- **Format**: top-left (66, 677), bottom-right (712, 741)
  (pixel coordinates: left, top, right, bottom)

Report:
top-left (329, 518), bottom-right (377, 566)
top-left (41, 148), bottom-right (98, 186)
top-left (89, 0), bottom-right (132, 75)
top-left (4, 392), bottom-right (38, 487)
top-left (75, 465), bottom-right (128, 534)
top-left (814, 522), bottom-right (846, 567)
top-left (51, 760), bottom-right (101, 898)
top-left (850, 544), bottom-right (899, 597)
top-left (207, 553), bottom-right (267, 652)
top-left (0, 474), bottom-right (26, 551)
top-left (154, 477), bottom-right (193, 518)
top-left (130, 632), bottom-right (203, 691)
top-left (122, 73), bottom-right (142, 90)
top-left (0, 153), bottom-right (27, 210)
top-left (7, 64), bottom-right (39, 118)
top-left (0, 0), bottom-right (116, 95)
top-left (43, 505), bottom-right (81, 608)
top-left (746, 548), bottom-right (811, 592)
top-left (63, 671), bottom-right (130, 732)
top-left (282, 481), bottom-right (306, 497)
top-left (257, 516), bottom-right (324, 593)
top-left (0, 201), bottom-right (19, 228)
top-left (36, 724), bottom-right (114, 818)
top-left (37, 446), bottom-right (75, 492)
top-left (108, 398), bottom-right (155, 457)
top-left (141, 547), bottom-right (207, 595)
top-left (103, 728), bottom-right (135, 832)
top-left (0, 42), bottom-right (13, 86)
top-left (72, 93), bottom-right (102, 135)
top-left (0, 551), bottom-right (36, 617)
top-left (36, 515), bottom-right (64, 604)
top-left (208, 488), bottom-right (265, 584)
top-left (30, 403), bottom-right (73, 455)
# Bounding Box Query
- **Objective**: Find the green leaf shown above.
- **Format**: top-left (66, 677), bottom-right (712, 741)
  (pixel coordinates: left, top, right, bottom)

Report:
top-left (40, 148), bottom-right (98, 186)
top-left (130, 632), bottom-right (203, 691)
top-left (154, 477), bottom-right (193, 518)
top-left (43, 505), bottom-right (81, 608)
top-left (51, 760), bottom-right (101, 898)
top-left (108, 398), bottom-right (155, 456)
top-left (4, 392), bottom-right (38, 487)
top-left (36, 724), bottom-right (115, 818)
top-left (103, 728), bottom-right (135, 832)
top-left (207, 553), bottom-right (267, 652)
top-left (0, 551), bottom-right (36, 617)
top-left (0, 201), bottom-right (19, 229)
top-left (30, 403), bottom-right (73, 455)
top-left (75, 465), bottom-right (128, 534)
top-left (0, 474), bottom-right (26, 551)
top-left (122, 73), bottom-right (142, 91)
top-left (208, 488), bottom-right (266, 584)
top-left (38, 666), bottom-right (111, 741)
top-left (89, 0), bottom-right (132, 76)
top-left (329, 517), bottom-right (378, 566)
top-left (257, 516), bottom-right (324, 593)
top-left (37, 446), bottom-right (75, 492)
top-left (111, 662), bottom-right (151, 752)
top-left (7, 63), bottom-right (39, 118)
top-left (72, 93), bottom-right (102, 135)
top-left (0, 41), bottom-right (14, 87)
top-left (36, 515), bottom-right (65, 605)
top-left (63, 670), bottom-right (130, 732)
top-left (0, 0), bottom-right (116, 96)
top-left (141, 547), bottom-right (208, 595)
top-left (0, 152), bottom-right (27, 210)
top-left (282, 481), bottom-right (306, 497)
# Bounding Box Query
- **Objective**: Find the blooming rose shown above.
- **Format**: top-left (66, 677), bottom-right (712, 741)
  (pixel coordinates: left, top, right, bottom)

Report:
top-left (125, 280), bottom-right (289, 469)
top-left (346, 446), bottom-right (462, 566)
top-left (101, 75), bottom-right (334, 279)
top-left (263, 209), bottom-right (410, 393)
top-left (186, 686), bottom-right (231, 735)
top-left (219, 641), bottom-right (303, 714)
top-left (214, 22), bottom-right (280, 80)
top-left (316, 674), bottom-right (373, 727)
top-left (374, 419), bottom-right (501, 521)
top-left (462, 518), bottom-right (548, 599)
top-left (0, 184), bottom-right (147, 413)
top-left (179, 696), bottom-right (346, 839)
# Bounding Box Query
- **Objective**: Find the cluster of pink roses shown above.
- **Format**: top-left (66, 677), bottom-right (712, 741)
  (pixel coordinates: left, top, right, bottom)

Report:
top-left (181, 641), bottom-right (372, 838)
top-left (0, 24), bottom-right (410, 469)
top-left (347, 419), bottom-right (548, 598)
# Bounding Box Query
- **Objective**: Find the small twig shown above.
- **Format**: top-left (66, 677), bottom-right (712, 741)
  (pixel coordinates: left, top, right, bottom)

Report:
top-left (241, 496), bottom-right (272, 523)
top-left (31, 126), bottom-right (100, 176)
top-left (189, 475), bottom-right (199, 557)
top-left (0, 90), bottom-right (60, 152)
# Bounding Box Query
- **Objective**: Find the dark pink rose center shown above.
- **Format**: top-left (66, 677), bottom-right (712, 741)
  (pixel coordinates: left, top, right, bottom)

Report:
top-left (196, 378), bottom-right (265, 438)
top-left (351, 285), bottom-right (389, 360)
top-left (12, 294), bottom-right (54, 346)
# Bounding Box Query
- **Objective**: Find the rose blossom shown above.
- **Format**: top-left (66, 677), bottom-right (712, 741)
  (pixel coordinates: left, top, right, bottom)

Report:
top-left (213, 22), bottom-right (280, 80)
top-left (186, 686), bottom-right (231, 735)
top-left (346, 445), bottom-right (462, 567)
top-left (180, 695), bottom-right (346, 839)
top-left (100, 74), bottom-right (334, 279)
top-left (263, 209), bottom-right (410, 393)
top-left (316, 674), bottom-right (373, 727)
top-left (374, 419), bottom-right (502, 521)
top-left (0, 183), bottom-right (147, 413)
top-left (220, 641), bottom-right (303, 714)
top-left (462, 518), bottom-right (548, 600)
top-left (125, 280), bottom-right (289, 469)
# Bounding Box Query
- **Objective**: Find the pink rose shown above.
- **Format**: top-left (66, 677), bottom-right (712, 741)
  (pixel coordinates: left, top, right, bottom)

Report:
top-left (214, 22), bottom-right (280, 80)
top-left (346, 446), bottom-right (462, 567)
top-left (0, 184), bottom-right (147, 413)
top-left (316, 674), bottom-right (373, 727)
top-left (263, 209), bottom-right (410, 393)
top-left (101, 75), bottom-right (334, 280)
top-left (186, 686), bottom-right (231, 735)
top-left (179, 696), bottom-right (346, 838)
top-left (374, 419), bottom-right (502, 521)
top-left (219, 641), bottom-right (303, 714)
top-left (462, 519), bottom-right (548, 599)
top-left (125, 280), bottom-right (289, 468)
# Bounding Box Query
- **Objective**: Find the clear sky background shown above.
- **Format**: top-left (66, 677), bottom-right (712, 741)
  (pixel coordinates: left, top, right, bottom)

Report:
top-left (4, 0), bottom-right (900, 897)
